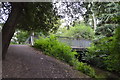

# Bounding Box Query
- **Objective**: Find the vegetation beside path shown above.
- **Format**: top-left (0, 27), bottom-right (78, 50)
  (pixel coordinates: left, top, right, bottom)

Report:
top-left (34, 35), bottom-right (96, 78)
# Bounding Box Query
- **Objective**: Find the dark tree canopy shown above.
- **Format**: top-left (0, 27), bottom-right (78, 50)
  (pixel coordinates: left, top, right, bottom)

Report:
top-left (1, 2), bottom-right (59, 33)
top-left (17, 2), bottom-right (59, 33)
top-left (82, 2), bottom-right (120, 36)
top-left (1, 2), bottom-right (60, 59)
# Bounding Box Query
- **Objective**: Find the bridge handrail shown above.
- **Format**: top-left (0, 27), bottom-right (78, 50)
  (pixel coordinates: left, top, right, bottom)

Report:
top-left (56, 36), bottom-right (92, 48)
top-left (56, 36), bottom-right (91, 40)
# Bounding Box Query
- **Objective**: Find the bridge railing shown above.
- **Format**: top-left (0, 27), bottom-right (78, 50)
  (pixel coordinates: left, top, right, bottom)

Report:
top-left (56, 36), bottom-right (92, 48)
top-left (25, 35), bottom-right (92, 48)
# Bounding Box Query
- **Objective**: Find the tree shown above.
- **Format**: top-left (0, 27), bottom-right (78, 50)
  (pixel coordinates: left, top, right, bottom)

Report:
top-left (56, 22), bottom-right (94, 40)
top-left (54, 2), bottom-right (86, 28)
top-left (111, 2), bottom-right (120, 70)
top-left (84, 2), bottom-right (120, 73)
top-left (82, 2), bottom-right (120, 37)
top-left (11, 30), bottom-right (29, 44)
top-left (1, 2), bottom-right (59, 59)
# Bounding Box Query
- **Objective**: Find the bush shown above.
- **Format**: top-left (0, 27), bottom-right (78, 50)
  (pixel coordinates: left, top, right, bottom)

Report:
top-left (34, 35), bottom-right (75, 64)
top-left (85, 36), bottom-right (120, 73)
top-left (11, 30), bottom-right (29, 44)
top-left (34, 35), bottom-right (96, 77)
top-left (56, 22), bottom-right (94, 40)
top-left (74, 60), bottom-right (96, 77)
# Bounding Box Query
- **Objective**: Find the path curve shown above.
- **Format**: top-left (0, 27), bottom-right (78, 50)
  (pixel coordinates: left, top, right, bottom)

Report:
top-left (3, 45), bottom-right (90, 78)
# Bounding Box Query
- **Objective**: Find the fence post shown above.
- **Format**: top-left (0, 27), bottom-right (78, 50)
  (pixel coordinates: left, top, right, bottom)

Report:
top-left (31, 32), bottom-right (34, 46)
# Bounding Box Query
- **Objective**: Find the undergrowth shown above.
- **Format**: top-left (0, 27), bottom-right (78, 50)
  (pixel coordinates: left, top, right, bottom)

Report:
top-left (34, 35), bottom-right (96, 78)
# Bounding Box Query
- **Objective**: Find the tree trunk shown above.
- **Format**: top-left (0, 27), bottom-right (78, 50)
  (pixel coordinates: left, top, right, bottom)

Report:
top-left (92, 12), bottom-right (97, 32)
top-left (31, 32), bottom-right (34, 46)
top-left (2, 3), bottom-right (23, 60)
top-left (91, 2), bottom-right (97, 32)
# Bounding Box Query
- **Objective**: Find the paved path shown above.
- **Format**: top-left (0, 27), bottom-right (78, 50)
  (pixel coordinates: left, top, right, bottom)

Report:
top-left (2, 45), bottom-right (90, 78)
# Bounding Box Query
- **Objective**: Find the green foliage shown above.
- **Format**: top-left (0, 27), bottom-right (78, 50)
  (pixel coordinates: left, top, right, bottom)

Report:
top-left (83, 2), bottom-right (120, 36)
top-left (1, 2), bottom-right (60, 34)
top-left (34, 35), bottom-right (96, 77)
top-left (86, 33), bottom-right (120, 73)
top-left (96, 2), bottom-right (119, 37)
top-left (96, 24), bottom-right (116, 37)
top-left (55, 27), bottom-right (68, 36)
top-left (34, 35), bottom-right (76, 63)
top-left (16, 2), bottom-right (59, 34)
top-left (11, 30), bottom-right (29, 44)
top-left (84, 2), bottom-right (120, 74)
top-left (85, 2), bottom-right (120, 73)
top-left (56, 22), bottom-right (94, 40)
top-left (74, 61), bottom-right (95, 77)
top-left (112, 26), bottom-right (120, 56)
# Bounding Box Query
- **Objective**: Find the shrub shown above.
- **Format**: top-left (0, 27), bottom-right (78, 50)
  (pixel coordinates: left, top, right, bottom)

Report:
top-left (56, 22), bottom-right (94, 40)
top-left (74, 60), bottom-right (96, 77)
top-left (85, 36), bottom-right (120, 73)
top-left (34, 35), bottom-right (76, 64)
top-left (34, 35), bottom-right (96, 77)
top-left (11, 30), bottom-right (29, 44)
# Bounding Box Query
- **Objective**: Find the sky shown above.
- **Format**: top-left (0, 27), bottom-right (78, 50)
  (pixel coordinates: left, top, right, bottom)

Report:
top-left (53, 1), bottom-right (85, 27)
top-left (53, 1), bottom-right (88, 28)
top-left (0, 2), bottom-right (9, 23)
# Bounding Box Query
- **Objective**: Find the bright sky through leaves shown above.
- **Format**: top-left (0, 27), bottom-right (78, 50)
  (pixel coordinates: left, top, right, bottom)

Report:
top-left (53, 1), bottom-right (85, 27)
